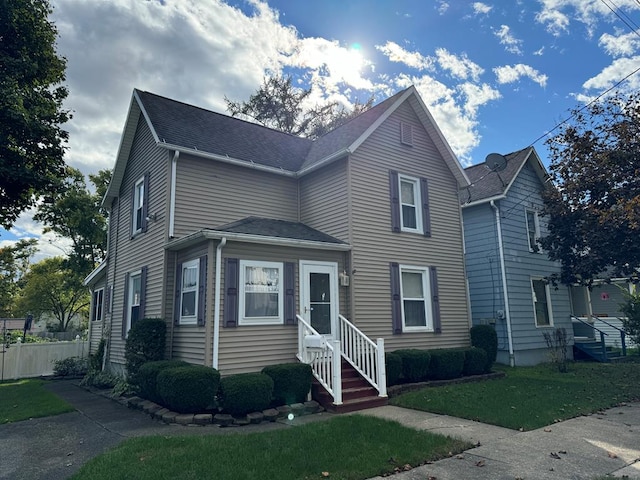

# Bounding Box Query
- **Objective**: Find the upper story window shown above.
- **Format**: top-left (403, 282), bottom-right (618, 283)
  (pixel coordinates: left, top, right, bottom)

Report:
top-left (525, 209), bottom-right (541, 252)
top-left (239, 260), bottom-right (283, 325)
top-left (399, 265), bottom-right (433, 332)
top-left (132, 173), bottom-right (149, 236)
top-left (531, 278), bottom-right (553, 327)
top-left (390, 171), bottom-right (431, 237)
top-left (91, 288), bottom-right (104, 322)
top-left (179, 259), bottom-right (199, 325)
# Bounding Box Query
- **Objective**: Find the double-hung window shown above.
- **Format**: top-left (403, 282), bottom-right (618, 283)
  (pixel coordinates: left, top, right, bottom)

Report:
top-left (179, 259), bottom-right (199, 325)
top-left (91, 288), bottom-right (104, 322)
top-left (127, 270), bottom-right (142, 331)
top-left (399, 175), bottom-right (422, 233)
top-left (390, 171), bottom-right (431, 236)
top-left (400, 266), bottom-right (432, 331)
top-left (525, 209), bottom-right (540, 252)
top-left (239, 260), bottom-right (283, 325)
top-left (531, 278), bottom-right (553, 327)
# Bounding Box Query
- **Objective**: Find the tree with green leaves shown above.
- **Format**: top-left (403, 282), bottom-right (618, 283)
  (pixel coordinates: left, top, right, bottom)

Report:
top-left (15, 256), bottom-right (89, 332)
top-left (541, 92), bottom-right (640, 286)
top-left (0, 0), bottom-right (71, 229)
top-left (34, 167), bottom-right (110, 278)
top-left (0, 238), bottom-right (37, 317)
top-left (225, 75), bottom-right (373, 139)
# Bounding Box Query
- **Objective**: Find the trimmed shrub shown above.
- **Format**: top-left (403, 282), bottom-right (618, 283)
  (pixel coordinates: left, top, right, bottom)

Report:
top-left (53, 356), bottom-right (88, 377)
top-left (394, 349), bottom-right (431, 383)
top-left (428, 349), bottom-right (465, 380)
top-left (137, 360), bottom-right (189, 403)
top-left (385, 352), bottom-right (402, 386)
top-left (470, 325), bottom-right (498, 373)
top-left (463, 347), bottom-right (488, 376)
top-left (156, 365), bottom-right (220, 413)
top-left (219, 373), bottom-right (274, 416)
top-left (80, 370), bottom-right (118, 389)
top-left (262, 363), bottom-right (312, 406)
top-left (124, 318), bottom-right (166, 383)
top-left (89, 339), bottom-right (106, 372)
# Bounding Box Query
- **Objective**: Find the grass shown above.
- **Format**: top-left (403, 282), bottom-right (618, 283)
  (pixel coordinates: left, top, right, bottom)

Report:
top-left (71, 415), bottom-right (471, 480)
top-left (391, 361), bottom-right (640, 431)
top-left (0, 378), bottom-right (74, 424)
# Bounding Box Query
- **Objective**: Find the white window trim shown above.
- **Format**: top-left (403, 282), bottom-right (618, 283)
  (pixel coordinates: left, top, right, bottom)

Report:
top-left (399, 174), bottom-right (423, 234)
top-left (525, 209), bottom-right (541, 253)
top-left (126, 269), bottom-right (142, 334)
top-left (531, 277), bottom-right (554, 328)
top-left (179, 259), bottom-right (199, 325)
top-left (133, 176), bottom-right (145, 234)
top-left (399, 264), bottom-right (433, 332)
top-left (239, 260), bottom-right (284, 326)
top-left (92, 288), bottom-right (104, 322)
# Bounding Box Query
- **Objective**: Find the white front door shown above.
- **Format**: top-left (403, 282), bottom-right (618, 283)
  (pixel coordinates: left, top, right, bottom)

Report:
top-left (300, 261), bottom-right (339, 339)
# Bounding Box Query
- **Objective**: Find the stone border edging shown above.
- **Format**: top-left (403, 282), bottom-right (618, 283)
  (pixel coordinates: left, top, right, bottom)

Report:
top-left (387, 371), bottom-right (505, 397)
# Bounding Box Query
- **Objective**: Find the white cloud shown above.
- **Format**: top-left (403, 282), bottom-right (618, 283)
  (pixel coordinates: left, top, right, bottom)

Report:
top-left (581, 56), bottom-right (640, 93)
top-left (493, 64), bottom-right (548, 87)
top-left (437, 1), bottom-right (450, 15)
top-left (599, 31), bottom-right (640, 57)
top-left (459, 82), bottom-right (502, 116)
top-left (435, 48), bottom-right (484, 81)
top-left (376, 41), bottom-right (434, 71)
top-left (493, 25), bottom-right (523, 55)
top-left (472, 2), bottom-right (492, 15)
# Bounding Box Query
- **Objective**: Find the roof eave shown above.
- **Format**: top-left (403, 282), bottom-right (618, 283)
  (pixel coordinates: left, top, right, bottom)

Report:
top-left (461, 193), bottom-right (506, 209)
top-left (83, 260), bottom-right (107, 286)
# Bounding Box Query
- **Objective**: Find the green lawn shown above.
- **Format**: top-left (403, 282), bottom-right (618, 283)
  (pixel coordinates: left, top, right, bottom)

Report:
top-left (391, 361), bottom-right (640, 431)
top-left (0, 378), bottom-right (74, 424)
top-left (72, 415), bottom-right (471, 480)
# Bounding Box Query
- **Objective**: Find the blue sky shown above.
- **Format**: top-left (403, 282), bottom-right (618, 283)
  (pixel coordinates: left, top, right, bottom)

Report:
top-left (4, 0), bottom-right (640, 257)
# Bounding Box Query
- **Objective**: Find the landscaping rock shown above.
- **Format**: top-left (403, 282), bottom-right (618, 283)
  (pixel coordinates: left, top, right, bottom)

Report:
top-left (276, 405), bottom-right (292, 417)
top-left (174, 414), bottom-right (194, 425)
top-left (290, 403), bottom-right (306, 416)
top-left (262, 408), bottom-right (279, 422)
top-left (193, 414), bottom-right (213, 425)
top-left (127, 396), bottom-right (144, 409)
top-left (304, 400), bottom-right (320, 414)
top-left (161, 411), bottom-right (179, 423)
top-left (153, 408), bottom-right (171, 420)
top-left (213, 414), bottom-right (234, 427)
top-left (144, 403), bottom-right (163, 416)
top-left (246, 412), bottom-right (264, 424)
top-left (234, 416), bottom-right (250, 426)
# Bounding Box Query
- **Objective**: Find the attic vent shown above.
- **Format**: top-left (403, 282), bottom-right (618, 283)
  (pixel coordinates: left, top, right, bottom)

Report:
top-left (400, 122), bottom-right (413, 146)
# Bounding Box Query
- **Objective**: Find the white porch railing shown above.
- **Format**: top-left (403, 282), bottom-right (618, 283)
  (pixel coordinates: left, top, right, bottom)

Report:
top-left (297, 315), bottom-right (342, 405)
top-left (339, 315), bottom-right (387, 397)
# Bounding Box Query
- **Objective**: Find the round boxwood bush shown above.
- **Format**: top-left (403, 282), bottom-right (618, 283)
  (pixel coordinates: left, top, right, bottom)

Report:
top-left (470, 324), bottom-right (498, 372)
top-left (156, 365), bottom-right (220, 413)
top-left (262, 363), bottom-right (312, 406)
top-left (428, 349), bottom-right (465, 380)
top-left (385, 352), bottom-right (402, 386)
top-left (394, 349), bottom-right (431, 383)
top-left (463, 347), bottom-right (488, 376)
top-left (137, 360), bottom-right (189, 403)
top-left (219, 373), bottom-right (273, 416)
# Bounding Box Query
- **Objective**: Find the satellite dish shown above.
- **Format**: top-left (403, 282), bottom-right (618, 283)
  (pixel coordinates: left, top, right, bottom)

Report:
top-left (485, 153), bottom-right (507, 172)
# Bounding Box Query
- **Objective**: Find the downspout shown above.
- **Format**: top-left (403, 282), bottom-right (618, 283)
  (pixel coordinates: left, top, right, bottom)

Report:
top-left (490, 200), bottom-right (515, 367)
top-left (212, 237), bottom-right (227, 369)
top-left (169, 151), bottom-right (179, 238)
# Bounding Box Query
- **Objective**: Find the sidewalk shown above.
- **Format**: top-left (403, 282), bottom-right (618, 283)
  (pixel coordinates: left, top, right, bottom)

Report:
top-left (360, 404), bottom-right (640, 480)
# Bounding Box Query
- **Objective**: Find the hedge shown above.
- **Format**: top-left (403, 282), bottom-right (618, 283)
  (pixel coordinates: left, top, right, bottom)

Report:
top-left (262, 363), bottom-right (312, 406)
top-left (393, 349), bottom-right (431, 383)
top-left (385, 352), bottom-right (402, 386)
top-left (470, 324), bottom-right (498, 372)
top-left (428, 349), bottom-right (465, 380)
top-left (219, 373), bottom-right (273, 416)
top-left (137, 360), bottom-right (189, 403)
top-left (463, 347), bottom-right (488, 376)
top-left (124, 318), bottom-right (166, 383)
top-left (156, 365), bottom-right (220, 413)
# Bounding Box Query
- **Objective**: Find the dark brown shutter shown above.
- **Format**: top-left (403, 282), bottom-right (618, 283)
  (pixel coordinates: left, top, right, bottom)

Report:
top-left (104, 285), bottom-right (111, 314)
top-left (122, 274), bottom-right (129, 338)
top-left (197, 256), bottom-right (207, 326)
top-left (389, 170), bottom-right (400, 233)
top-left (284, 262), bottom-right (296, 325)
top-left (390, 262), bottom-right (402, 334)
top-left (139, 266), bottom-right (147, 323)
top-left (421, 177), bottom-right (431, 237)
top-left (430, 267), bottom-right (441, 334)
top-left (174, 262), bottom-right (183, 325)
top-left (224, 258), bottom-right (239, 328)
top-left (130, 184), bottom-right (136, 238)
top-left (141, 172), bottom-right (150, 233)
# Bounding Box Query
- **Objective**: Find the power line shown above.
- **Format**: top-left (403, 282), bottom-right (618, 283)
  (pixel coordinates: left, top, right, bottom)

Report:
top-left (600, 0), bottom-right (640, 35)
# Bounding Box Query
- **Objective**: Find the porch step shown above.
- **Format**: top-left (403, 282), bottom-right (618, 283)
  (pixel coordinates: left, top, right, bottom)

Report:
top-left (312, 359), bottom-right (388, 413)
top-left (574, 340), bottom-right (624, 363)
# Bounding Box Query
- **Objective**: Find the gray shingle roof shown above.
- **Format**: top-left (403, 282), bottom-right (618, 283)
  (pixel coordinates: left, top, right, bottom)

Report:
top-left (460, 148), bottom-right (532, 205)
top-left (214, 217), bottom-right (346, 244)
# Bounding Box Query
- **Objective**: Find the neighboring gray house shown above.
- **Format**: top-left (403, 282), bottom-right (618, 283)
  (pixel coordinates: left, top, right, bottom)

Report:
top-left (460, 147), bottom-right (574, 366)
top-left (87, 85), bottom-right (473, 411)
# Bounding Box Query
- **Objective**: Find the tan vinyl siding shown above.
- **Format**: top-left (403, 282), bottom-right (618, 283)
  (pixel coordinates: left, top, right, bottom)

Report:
top-left (173, 154), bottom-right (298, 237)
top-left (88, 278), bottom-right (106, 354)
top-left (348, 101), bottom-right (470, 351)
top-left (216, 242), bottom-right (347, 376)
top-left (299, 158), bottom-right (349, 242)
top-left (107, 116), bottom-right (170, 366)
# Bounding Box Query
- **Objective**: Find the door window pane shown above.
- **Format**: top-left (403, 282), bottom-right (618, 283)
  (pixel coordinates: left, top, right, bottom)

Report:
top-left (310, 272), bottom-right (332, 334)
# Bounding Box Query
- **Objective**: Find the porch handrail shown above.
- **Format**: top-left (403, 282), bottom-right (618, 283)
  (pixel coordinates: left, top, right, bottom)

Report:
top-left (571, 315), bottom-right (608, 361)
top-left (296, 315), bottom-right (342, 405)
top-left (592, 315), bottom-right (627, 357)
top-left (338, 315), bottom-right (387, 397)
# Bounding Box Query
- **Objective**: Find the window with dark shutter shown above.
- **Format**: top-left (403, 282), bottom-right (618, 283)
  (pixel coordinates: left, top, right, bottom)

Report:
top-left (389, 171), bottom-right (400, 233)
top-left (420, 177), bottom-right (431, 237)
top-left (197, 256), bottom-right (207, 326)
top-left (390, 263), bottom-right (402, 334)
top-left (430, 267), bottom-right (441, 334)
top-left (173, 262), bottom-right (182, 325)
top-left (224, 258), bottom-right (239, 327)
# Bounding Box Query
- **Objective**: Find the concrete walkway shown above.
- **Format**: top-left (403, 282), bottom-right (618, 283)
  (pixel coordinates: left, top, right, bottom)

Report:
top-left (1, 379), bottom-right (639, 480)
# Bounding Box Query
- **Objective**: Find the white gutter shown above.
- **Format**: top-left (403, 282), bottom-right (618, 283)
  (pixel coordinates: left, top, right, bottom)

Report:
top-left (491, 200), bottom-right (515, 367)
top-left (297, 148), bottom-right (350, 177)
top-left (158, 142), bottom-right (297, 178)
top-left (212, 237), bottom-right (227, 369)
top-left (169, 150), bottom-right (179, 238)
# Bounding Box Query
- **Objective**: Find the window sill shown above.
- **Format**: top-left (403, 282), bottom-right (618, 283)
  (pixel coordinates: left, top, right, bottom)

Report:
top-left (402, 327), bottom-right (434, 333)
top-left (239, 319), bottom-right (284, 326)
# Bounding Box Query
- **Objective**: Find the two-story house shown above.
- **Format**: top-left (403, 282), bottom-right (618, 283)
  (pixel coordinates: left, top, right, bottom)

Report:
top-left (86, 85), bottom-right (472, 409)
top-left (460, 147), bottom-right (574, 366)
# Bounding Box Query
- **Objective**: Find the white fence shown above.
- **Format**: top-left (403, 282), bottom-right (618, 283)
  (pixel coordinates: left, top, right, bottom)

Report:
top-left (0, 337), bottom-right (88, 380)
